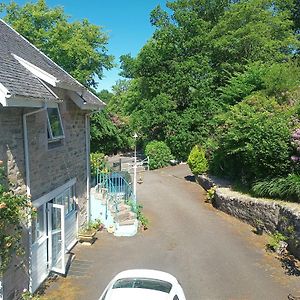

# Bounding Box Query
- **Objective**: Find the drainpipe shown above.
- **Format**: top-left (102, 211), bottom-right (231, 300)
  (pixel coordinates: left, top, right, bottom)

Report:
top-left (85, 110), bottom-right (100, 224)
top-left (85, 113), bottom-right (91, 223)
top-left (23, 105), bottom-right (47, 197)
top-left (23, 105), bottom-right (47, 293)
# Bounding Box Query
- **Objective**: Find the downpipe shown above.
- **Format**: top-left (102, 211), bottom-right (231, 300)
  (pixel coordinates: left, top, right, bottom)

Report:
top-left (23, 105), bottom-right (47, 293)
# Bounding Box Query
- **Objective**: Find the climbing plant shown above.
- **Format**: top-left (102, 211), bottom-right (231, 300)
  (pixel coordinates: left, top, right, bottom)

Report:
top-left (0, 161), bottom-right (35, 273)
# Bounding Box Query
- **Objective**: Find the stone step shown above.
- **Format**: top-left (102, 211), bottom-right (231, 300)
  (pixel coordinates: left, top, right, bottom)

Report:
top-left (115, 211), bottom-right (137, 223)
top-left (109, 203), bottom-right (131, 213)
top-left (118, 219), bottom-right (136, 226)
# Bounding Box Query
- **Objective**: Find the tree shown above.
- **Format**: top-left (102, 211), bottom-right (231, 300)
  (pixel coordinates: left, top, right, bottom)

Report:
top-left (209, 0), bottom-right (299, 82)
top-left (0, 0), bottom-right (114, 88)
top-left (97, 90), bottom-right (113, 104)
top-left (90, 110), bottom-right (131, 155)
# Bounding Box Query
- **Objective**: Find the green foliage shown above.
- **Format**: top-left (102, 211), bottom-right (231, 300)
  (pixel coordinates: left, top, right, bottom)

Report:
top-left (210, 0), bottom-right (299, 82)
top-left (21, 290), bottom-right (40, 300)
top-left (98, 90), bottom-right (113, 104)
top-left (127, 201), bottom-right (149, 230)
top-left (219, 63), bottom-right (267, 105)
top-left (90, 110), bottom-right (131, 155)
top-left (79, 219), bottom-right (102, 235)
top-left (188, 145), bottom-right (208, 175)
top-left (206, 186), bottom-right (216, 203)
top-left (262, 62), bottom-right (300, 102)
top-left (210, 96), bottom-right (292, 184)
top-left (110, 0), bottom-right (298, 162)
top-left (90, 152), bottom-right (108, 176)
top-left (252, 174), bottom-right (300, 202)
top-left (0, 162), bottom-right (34, 273)
top-left (135, 204), bottom-right (149, 230)
top-left (268, 231), bottom-right (288, 251)
top-left (1, 0), bottom-right (114, 88)
top-left (145, 141), bottom-right (173, 170)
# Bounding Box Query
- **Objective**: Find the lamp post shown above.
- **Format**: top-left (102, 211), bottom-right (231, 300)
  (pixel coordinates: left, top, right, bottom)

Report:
top-left (133, 133), bottom-right (138, 200)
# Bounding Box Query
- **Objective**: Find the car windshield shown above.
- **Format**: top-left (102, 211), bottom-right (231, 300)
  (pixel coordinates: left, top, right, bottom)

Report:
top-left (112, 277), bottom-right (172, 294)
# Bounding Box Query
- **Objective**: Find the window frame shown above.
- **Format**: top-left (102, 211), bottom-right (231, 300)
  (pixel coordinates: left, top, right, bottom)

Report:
top-left (32, 204), bottom-right (47, 244)
top-left (47, 106), bottom-right (65, 142)
top-left (53, 185), bottom-right (76, 216)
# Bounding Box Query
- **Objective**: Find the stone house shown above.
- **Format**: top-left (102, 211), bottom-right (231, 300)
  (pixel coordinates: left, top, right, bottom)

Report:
top-left (0, 19), bottom-right (104, 299)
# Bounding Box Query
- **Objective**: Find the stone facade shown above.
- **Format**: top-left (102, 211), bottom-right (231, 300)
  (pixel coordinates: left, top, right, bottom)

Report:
top-left (0, 88), bottom-right (89, 299)
top-left (196, 174), bottom-right (300, 258)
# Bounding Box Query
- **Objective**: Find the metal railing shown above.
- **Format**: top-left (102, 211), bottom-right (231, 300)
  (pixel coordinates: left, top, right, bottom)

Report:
top-left (95, 170), bottom-right (136, 220)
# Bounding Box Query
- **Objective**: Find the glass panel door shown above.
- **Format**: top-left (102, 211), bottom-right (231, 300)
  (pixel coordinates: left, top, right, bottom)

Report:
top-left (47, 203), bottom-right (65, 274)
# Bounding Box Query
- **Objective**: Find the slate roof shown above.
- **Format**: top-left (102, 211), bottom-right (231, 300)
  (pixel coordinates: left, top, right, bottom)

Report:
top-left (0, 53), bottom-right (56, 101)
top-left (0, 19), bottom-right (103, 107)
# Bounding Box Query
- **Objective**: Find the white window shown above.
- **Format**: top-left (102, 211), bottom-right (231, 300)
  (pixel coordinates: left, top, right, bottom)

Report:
top-left (53, 185), bottom-right (75, 215)
top-left (47, 107), bottom-right (64, 141)
top-left (32, 205), bottom-right (46, 244)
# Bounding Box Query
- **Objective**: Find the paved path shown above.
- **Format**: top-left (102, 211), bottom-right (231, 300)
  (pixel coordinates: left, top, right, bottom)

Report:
top-left (42, 165), bottom-right (300, 300)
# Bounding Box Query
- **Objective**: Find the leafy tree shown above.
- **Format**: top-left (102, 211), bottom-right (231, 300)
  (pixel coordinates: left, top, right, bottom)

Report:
top-left (113, 0), bottom-right (299, 161)
top-left (90, 110), bottom-right (131, 155)
top-left (209, 0), bottom-right (299, 83)
top-left (97, 90), bottom-right (113, 104)
top-left (1, 0), bottom-right (114, 88)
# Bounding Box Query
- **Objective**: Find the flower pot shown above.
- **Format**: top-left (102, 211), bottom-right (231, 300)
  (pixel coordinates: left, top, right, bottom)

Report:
top-left (78, 231), bottom-right (97, 245)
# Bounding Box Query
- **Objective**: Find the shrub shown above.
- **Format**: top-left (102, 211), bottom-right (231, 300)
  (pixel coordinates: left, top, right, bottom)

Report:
top-left (267, 231), bottom-right (288, 252)
top-left (188, 145), bottom-right (208, 175)
top-left (206, 186), bottom-right (216, 203)
top-left (210, 95), bottom-right (292, 184)
top-left (252, 174), bottom-right (300, 202)
top-left (145, 141), bottom-right (173, 170)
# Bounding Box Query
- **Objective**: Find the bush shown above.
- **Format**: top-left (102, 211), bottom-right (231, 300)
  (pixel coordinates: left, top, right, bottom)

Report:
top-left (90, 152), bottom-right (107, 176)
top-left (145, 141), bottom-right (173, 170)
top-left (252, 174), bottom-right (300, 202)
top-left (188, 145), bottom-right (208, 175)
top-left (210, 95), bottom-right (292, 184)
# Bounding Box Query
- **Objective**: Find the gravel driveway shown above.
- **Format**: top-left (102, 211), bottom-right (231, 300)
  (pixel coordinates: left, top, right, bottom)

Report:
top-left (42, 164), bottom-right (300, 300)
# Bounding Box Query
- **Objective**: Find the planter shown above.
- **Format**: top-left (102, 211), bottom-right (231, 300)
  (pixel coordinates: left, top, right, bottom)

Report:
top-left (78, 231), bottom-right (97, 245)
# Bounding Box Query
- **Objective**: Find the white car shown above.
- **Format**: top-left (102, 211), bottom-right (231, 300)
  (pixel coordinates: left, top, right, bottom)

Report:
top-left (99, 269), bottom-right (186, 300)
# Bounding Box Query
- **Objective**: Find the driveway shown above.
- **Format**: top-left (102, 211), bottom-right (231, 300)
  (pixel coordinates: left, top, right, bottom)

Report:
top-left (42, 164), bottom-right (300, 300)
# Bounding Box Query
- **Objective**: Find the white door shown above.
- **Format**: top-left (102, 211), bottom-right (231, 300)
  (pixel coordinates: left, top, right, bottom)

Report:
top-left (47, 203), bottom-right (66, 274)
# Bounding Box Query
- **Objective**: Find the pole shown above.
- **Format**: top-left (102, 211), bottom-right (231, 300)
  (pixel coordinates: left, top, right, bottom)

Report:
top-left (133, 133), bottom-right (138, 200)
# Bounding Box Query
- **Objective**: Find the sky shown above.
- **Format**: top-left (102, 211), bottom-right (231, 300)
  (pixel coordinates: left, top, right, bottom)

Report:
top-left (1, 0), bottom-right (169, 91)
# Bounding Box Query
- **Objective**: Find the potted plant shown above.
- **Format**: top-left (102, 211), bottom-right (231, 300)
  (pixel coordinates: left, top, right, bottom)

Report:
top-left (78, 220), bottom-right (101, 245)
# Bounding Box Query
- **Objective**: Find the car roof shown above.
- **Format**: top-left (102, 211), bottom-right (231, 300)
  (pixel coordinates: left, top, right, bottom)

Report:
top-left (113, 269), bottom-right (178, 285)
top-left (105, 288), bottom-right (170, 300)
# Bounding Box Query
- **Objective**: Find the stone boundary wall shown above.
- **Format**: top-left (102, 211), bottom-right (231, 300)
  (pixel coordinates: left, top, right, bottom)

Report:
top-left (196, 174), bottom-right (300, 257)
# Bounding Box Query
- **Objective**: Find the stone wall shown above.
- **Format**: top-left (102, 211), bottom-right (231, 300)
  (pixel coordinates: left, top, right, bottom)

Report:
top-left (196, 174), bottom-right (300, 258)
top-left (26, 89), bottom-right (88, 226)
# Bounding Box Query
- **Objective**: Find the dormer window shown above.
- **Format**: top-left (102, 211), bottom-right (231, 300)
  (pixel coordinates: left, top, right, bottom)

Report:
top-left (47, 107), bottom-right (64, 141)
